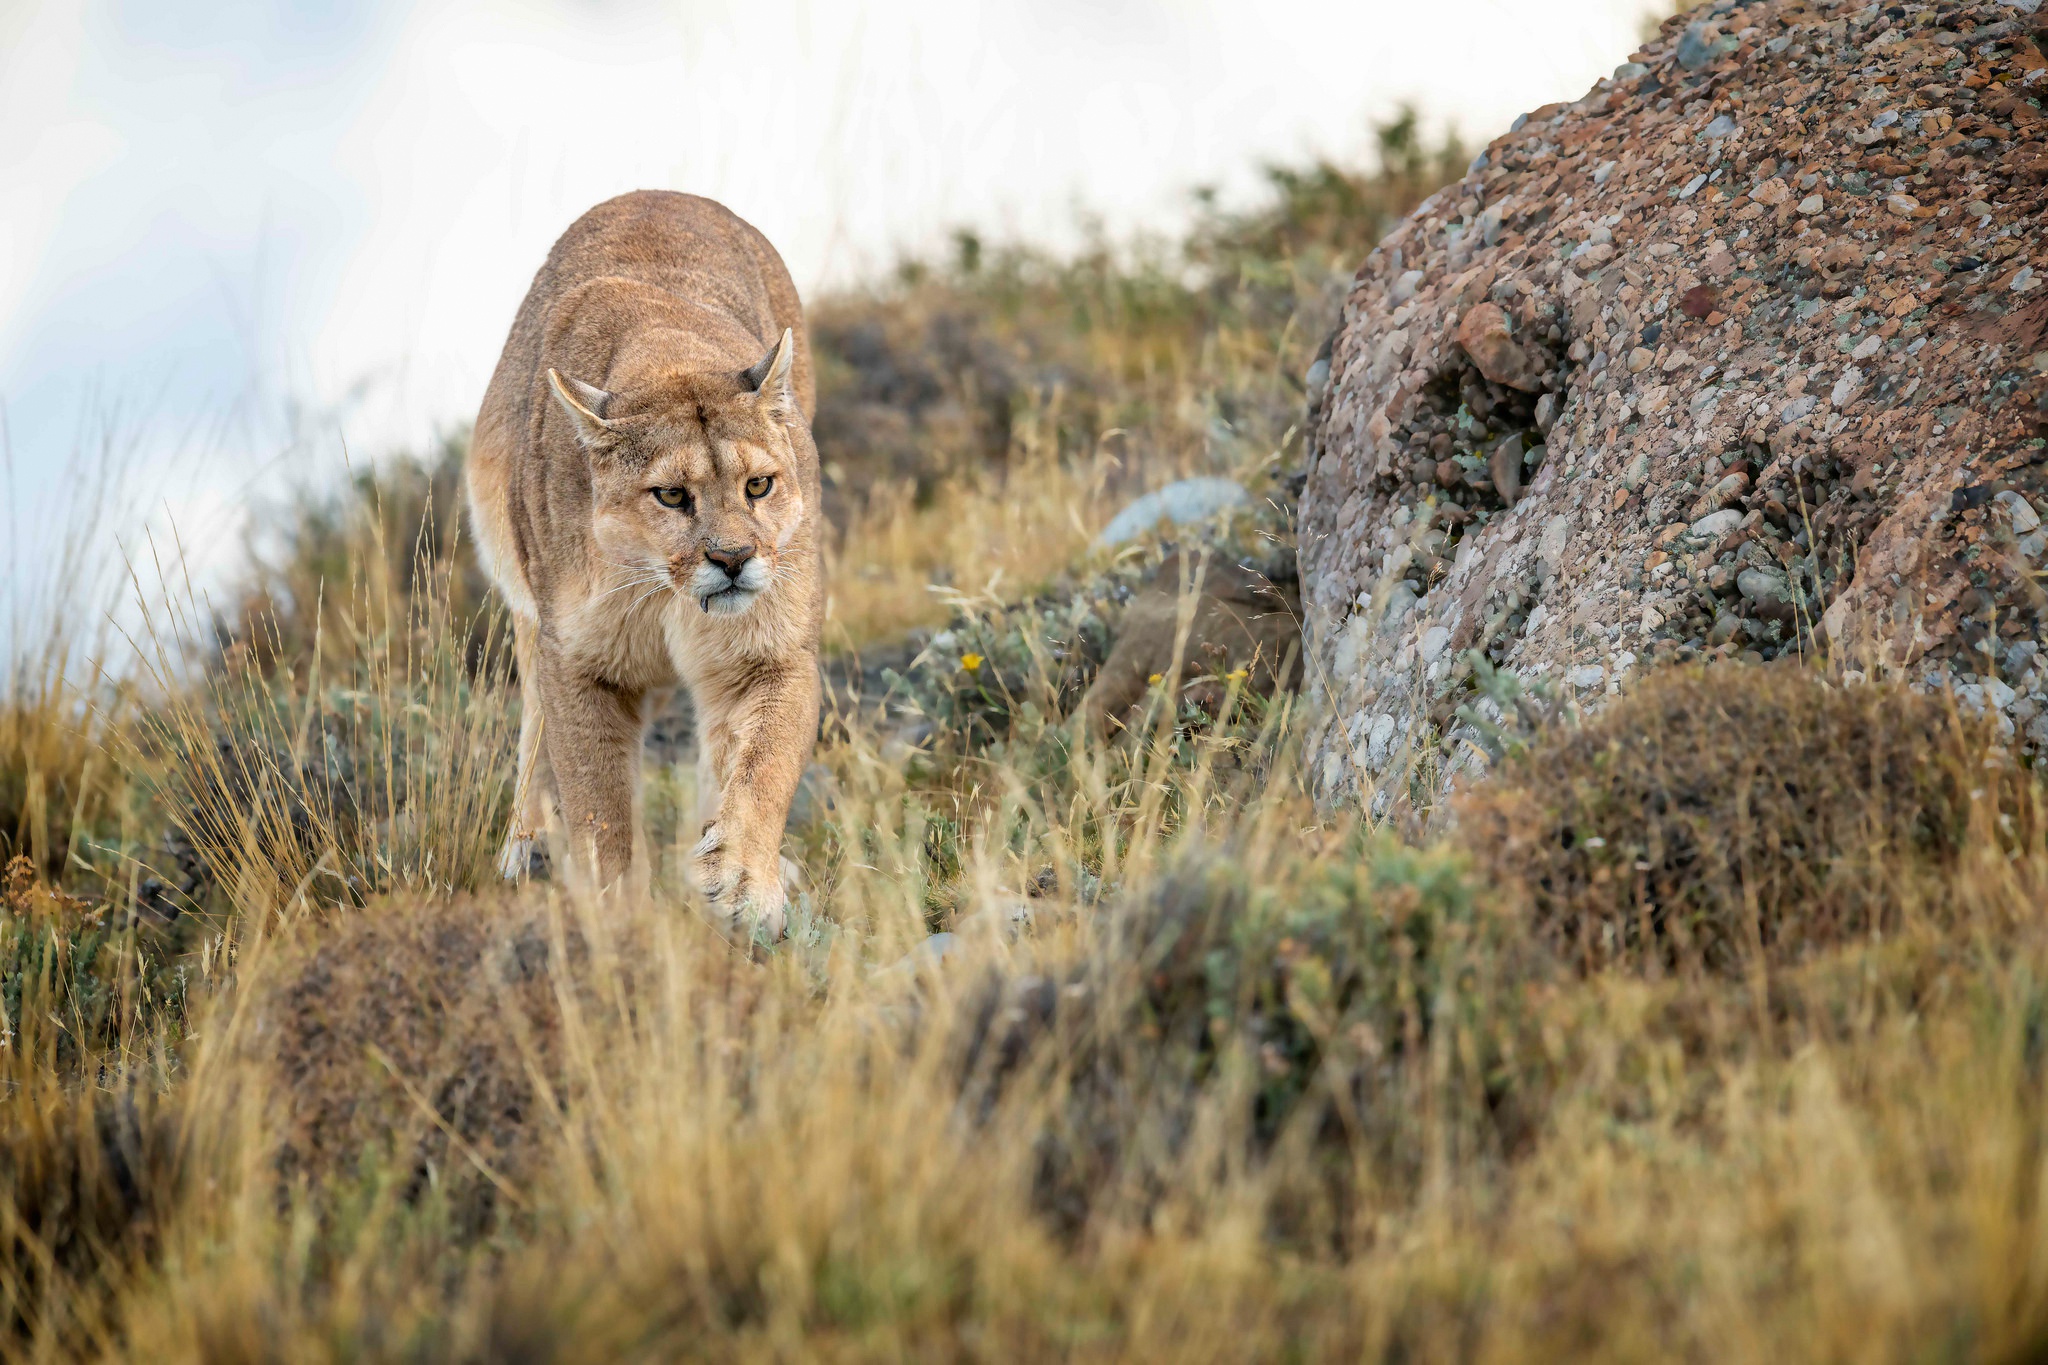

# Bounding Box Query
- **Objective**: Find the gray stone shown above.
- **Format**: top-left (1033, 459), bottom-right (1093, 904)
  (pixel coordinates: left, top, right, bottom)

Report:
top-left (1366, 713), bottom-right (1400, 770)
top-left (1690, 508), bottom-right (1743, 539)
top-left (873, 933), bottom-right (960, 980)
top-left (1539, 514), bottom-right (1574, 571)
top-left (1737, 566), bottom-right (1790, 603)
top-left (1489, 431), bottom-right (1526, 505)
top-left (954, 899), bottom-right (1036, 941)
top-left (1095, 477), bottom-right (1252, 548)
top-left (1381, 581), bottom-right (1419, 628)
top-left (1613, 61), bottom-right (1650, 80)
top-left (1677, 22), bottom-right (1736, 69)
top-left (1305, 356), bottom-right (1331, 403)
top-left (1830, 366), bottom-right (1864, 407)
top-left (1703, 114), bottom-right (1741, 138)
top-left (1995, 489), bottom-right (2042, 534)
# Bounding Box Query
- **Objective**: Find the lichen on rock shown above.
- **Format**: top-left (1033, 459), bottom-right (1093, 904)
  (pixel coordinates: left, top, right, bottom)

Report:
top-left (1299, 0), bottom-right (2048, 811)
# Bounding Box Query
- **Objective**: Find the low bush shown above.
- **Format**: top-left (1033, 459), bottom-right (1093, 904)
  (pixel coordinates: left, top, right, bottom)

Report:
top-left (1457, 664), bottom-right (2039, 973)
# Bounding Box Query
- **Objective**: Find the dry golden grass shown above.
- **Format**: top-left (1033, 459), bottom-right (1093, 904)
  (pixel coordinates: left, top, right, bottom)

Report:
top-left (0, 585), bottom-right (132, 890)
top-left (40, 670), bottom-right (2048, 1363)
top-left (821, 416), bottom-right (1121, 650)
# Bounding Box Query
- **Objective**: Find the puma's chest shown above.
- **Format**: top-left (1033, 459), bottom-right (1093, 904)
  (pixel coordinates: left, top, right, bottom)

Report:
top-left (550, 590), bottom-right (680, 692)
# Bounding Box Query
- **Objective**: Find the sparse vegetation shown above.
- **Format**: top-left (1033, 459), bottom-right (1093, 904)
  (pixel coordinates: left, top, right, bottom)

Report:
top-left (6, 110), bottom-right (2048, 1363)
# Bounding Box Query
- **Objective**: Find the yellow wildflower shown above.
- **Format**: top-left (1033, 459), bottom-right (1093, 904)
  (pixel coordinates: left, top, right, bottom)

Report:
top-left (961, 653), bottom-right (983, 672)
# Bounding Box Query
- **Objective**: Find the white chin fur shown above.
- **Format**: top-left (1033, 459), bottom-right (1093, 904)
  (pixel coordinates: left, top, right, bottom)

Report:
top-left (696, 586), bottom-right (760, 617)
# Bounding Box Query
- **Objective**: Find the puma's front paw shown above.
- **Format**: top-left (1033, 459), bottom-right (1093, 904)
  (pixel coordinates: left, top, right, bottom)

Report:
top-left (690, 824), bottom-right (788, 941)
top-left (497, 829), bottom-right (548, 881)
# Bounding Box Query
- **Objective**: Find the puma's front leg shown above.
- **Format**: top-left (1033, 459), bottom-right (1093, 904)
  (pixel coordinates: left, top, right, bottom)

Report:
top-left (691, 658), bottom-right (819, 938)
top-left (499, 613), bottom-right (557, 880)
top-left (535, 648), bottom-right (649, 897)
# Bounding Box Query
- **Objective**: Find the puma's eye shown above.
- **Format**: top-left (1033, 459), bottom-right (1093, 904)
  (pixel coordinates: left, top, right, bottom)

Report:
top-left (745, 475), bottom-right (774, 500)
top-left (652, 487), bottom-right (691, 510)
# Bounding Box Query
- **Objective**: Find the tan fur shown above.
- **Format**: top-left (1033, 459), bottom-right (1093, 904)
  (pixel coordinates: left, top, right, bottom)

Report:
top-left (467, 191), bottom-right (822, 935)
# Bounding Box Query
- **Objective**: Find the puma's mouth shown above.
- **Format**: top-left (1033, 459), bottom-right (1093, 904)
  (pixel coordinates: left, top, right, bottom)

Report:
top-left (690, 555), bottom-right (770, 617)
top-left (697, 584), bottom-right (758, 616)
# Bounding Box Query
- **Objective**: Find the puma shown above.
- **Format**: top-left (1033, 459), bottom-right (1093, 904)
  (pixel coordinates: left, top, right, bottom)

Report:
top-left (466, 190), bottom-right (822, 936)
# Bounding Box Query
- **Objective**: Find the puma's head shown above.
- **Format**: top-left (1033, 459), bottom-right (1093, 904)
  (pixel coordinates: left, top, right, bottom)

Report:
top-left (549, 329), bottom-right (810, 619)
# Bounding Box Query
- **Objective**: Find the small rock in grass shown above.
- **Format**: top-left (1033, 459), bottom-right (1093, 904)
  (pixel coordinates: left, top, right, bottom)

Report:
top-left (1096, 478), bottom-right (1251, 547)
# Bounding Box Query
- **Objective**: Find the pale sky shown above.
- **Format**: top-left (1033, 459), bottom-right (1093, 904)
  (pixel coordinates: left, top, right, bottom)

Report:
top-left (1, 0), bottom-right (1651, 642)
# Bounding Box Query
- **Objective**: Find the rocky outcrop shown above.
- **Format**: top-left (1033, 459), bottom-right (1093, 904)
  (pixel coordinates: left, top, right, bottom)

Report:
top-left (1299, 0), bottom-right (2048, 811)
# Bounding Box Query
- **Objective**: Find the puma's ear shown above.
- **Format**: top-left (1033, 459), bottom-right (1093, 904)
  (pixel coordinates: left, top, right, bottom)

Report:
top-left (546, 369), bottom-right (616, 447)
top-left (742, 328), bottom-right (797, 416)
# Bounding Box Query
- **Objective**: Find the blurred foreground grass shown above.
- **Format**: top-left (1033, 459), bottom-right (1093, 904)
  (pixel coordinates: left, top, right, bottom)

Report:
top-left (7, 115), bottom-right (2048, 1363)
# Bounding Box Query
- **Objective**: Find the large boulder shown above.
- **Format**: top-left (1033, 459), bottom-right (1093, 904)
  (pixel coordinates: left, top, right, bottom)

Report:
top-left (1299, 0), bottom-right (2048, 811)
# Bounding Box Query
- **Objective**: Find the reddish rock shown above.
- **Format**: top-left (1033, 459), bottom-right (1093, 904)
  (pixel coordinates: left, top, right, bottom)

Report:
top-left (1297, 0), bottom-right (2048, 813)
top-left (1456, 302), bottom-right (1544, 392)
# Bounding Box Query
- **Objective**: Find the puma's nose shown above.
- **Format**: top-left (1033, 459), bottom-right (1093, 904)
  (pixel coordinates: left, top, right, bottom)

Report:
top-left (704, 544), bottom-right (755, 577)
